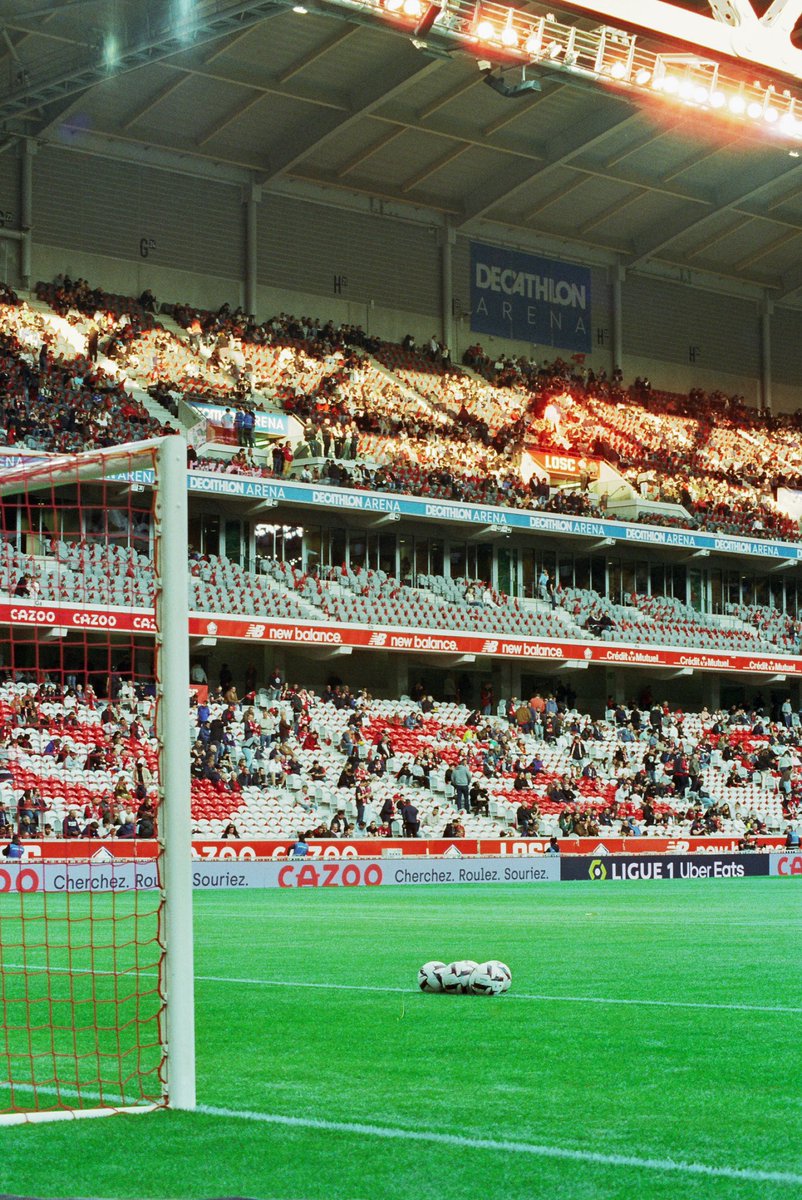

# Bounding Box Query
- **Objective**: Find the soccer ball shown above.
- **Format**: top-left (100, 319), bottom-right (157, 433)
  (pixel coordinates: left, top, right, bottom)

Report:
top-left (468, 960), bottom-right (512, 996)
top-left (439, 960), bottom-right (479, 994)
top-left (417, 961), bottom-right (447, 993)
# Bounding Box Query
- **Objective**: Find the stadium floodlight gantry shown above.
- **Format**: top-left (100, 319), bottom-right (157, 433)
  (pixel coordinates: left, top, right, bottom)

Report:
top-left (0, 436), bottom-right (195, 1125)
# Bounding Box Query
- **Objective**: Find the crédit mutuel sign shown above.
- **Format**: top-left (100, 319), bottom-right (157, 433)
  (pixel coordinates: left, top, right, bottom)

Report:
top-left (470, 242), bottom-right (591, 353)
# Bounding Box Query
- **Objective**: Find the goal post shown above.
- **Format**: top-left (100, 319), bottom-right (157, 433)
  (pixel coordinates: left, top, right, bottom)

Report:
top-left (156, 434), bottom-right (196, 1113)
top-left (0, 435), bottom-right (195, 1124)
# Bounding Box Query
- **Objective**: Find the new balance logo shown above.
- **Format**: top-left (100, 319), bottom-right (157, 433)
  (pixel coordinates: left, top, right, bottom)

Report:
top-left (482, 640), bottom-right (499, 654)
top-left (245, 623), bottom-right (266, 639)
top-left (368, 632), bottom-right (388, 647)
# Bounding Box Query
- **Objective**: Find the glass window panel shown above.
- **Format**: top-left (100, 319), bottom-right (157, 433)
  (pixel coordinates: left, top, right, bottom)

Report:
top-left (330, 527), bottom-right (346, 569)
top-left (449, 542), bottom-right (466, 579)
top-left (224, 519), bottom-right (241, 564)
top-left (574, 556), bottom-right (590, 591)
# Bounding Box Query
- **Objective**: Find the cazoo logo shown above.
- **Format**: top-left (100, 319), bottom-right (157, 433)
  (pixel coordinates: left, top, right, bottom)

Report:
top-left (10, 607), bottom-right (57, 624)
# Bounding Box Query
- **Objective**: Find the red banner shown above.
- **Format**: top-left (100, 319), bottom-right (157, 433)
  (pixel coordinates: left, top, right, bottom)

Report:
top-left (187, 615), bottom-right (801, 676)
top-left (527, 451), bottom-right (601, 480)
top-left (3, 599), bottom-right (795, 675)
top-left (18, 835), bottom-right (785, 861)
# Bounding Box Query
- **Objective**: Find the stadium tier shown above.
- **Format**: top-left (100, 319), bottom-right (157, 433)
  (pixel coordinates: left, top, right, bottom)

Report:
top-left (2, 283), bottom-right (802, 547)
top-left (0, 672), bottom-right (794, 843)
top-left (2, 535), bottom-right (799, 659)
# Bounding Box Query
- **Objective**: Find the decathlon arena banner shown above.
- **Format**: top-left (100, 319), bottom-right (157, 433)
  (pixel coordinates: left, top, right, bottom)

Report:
top-left (470, 241), bottom-right (592, 352)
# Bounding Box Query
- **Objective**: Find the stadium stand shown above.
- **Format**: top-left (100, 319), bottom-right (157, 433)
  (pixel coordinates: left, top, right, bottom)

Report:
top-left (10, 280), bottom-right (801, 545)
top-left (0, 675), bottom-right (794, 844)
top-left (2, 537), bottom-right (797, 658)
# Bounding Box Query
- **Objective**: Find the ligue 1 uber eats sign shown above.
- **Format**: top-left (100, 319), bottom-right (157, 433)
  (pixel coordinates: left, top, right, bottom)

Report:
top-left (470, 241), bottom-right (591, 353)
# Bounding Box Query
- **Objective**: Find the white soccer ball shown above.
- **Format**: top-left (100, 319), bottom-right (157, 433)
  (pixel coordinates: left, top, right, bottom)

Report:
top-left (468, 960), bottom-right (512, 996)
top-left (418, 961), bottom-right (447, 993)
top-left (440, 960), bottom-right (479, 994)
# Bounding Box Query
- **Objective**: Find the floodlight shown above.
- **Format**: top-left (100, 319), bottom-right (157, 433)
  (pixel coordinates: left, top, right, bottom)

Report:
top-left (500, 10), bottom-right (519, 47)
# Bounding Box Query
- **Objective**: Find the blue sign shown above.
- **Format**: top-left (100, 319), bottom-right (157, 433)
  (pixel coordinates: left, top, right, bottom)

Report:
top-left (470, 242), bottom-right (592, 352)
top-left (3, 454), bottom-right (799, 564)
top-left (180, 472), bottom-right (802, 563)
top-left (188, 402), bottom-right (293, 437)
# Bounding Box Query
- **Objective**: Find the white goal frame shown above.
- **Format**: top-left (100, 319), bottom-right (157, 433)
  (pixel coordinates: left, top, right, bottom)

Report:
top-left (0, 435), bottom-right (195, 1123)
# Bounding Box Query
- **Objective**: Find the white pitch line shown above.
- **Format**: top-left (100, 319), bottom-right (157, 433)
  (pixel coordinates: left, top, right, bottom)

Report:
top-left (195, 974), bottom-right (802, 1015)
top-left (194, 1105), bottom-right (802, 1187)
top-left (4, 963), bottom-right (801, 1015)
top-left (5, 1083), bottom-right (798, 1188)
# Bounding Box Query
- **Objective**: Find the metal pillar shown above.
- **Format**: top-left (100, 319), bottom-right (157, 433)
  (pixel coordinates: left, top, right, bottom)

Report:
top-left (440, 218), bottom-right (455, 354)
top-left (244, 182), bottom-right (261, 319)
top-left (20, 139), bottom-right (35, 290)
top-left (760, 295), bottom-right (773, 412)
top-left (611, 264), bottom-right (624, 375)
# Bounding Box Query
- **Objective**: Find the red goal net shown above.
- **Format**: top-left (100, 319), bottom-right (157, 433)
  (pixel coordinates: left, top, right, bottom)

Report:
top-left (0, 438), bottom-right (193, 1123)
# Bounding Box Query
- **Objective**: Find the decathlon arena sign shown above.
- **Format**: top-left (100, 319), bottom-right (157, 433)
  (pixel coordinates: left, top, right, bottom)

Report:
top-left (13, 453), bottom-right (796, 563)
top-left (470, 242), bottom-right (592, 352)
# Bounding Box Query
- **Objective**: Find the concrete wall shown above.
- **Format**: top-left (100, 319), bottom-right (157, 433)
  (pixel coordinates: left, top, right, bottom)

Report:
top-left (11, 139), bottom-right (802, 411)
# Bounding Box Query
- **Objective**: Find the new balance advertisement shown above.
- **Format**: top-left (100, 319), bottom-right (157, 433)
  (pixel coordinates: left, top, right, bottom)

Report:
top-left (561, 854), bottom-right (770, 882)
top-left (5, 598), bottom-right (802, 675)
top-left (470, 241), bottom-right (592, 351)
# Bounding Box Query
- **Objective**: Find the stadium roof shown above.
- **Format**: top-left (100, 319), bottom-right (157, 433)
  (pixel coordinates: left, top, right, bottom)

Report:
top-left (4, 0), bottom-right (802, 304)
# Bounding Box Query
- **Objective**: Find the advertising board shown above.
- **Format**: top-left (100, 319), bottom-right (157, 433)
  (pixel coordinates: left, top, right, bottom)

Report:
top-left (14, 836), bottom-right (786, 861)
top-left (560, 853), bottom-right (769, 881)
top-left (470, 241), bottom-right (592, 352)
top-left (0, 857), bottom-right (560, 892)
top-left (770, 853), bottom-right (802, 876)
top-left (4, 598), bottom-right (801, 675)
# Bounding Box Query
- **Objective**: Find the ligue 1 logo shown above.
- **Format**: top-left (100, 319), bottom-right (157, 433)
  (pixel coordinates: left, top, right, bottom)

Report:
top-left (588, 858), bottom-right (608, 881)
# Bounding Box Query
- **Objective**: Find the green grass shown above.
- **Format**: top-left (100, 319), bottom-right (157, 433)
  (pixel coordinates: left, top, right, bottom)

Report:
top-left (2, 878), bottom-right (802, 1199)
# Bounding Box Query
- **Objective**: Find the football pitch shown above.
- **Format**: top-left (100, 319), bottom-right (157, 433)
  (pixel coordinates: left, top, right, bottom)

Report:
top-left (1, 877), bottom-right (801, 1200)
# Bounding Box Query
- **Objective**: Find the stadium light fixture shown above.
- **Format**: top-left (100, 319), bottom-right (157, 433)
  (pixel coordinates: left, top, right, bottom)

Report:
top-left (357, 0), bottom-right (802, 143)
top-left (103, 33), bottom-right (119, 71)
top-left (500, 9), bottom-right (518, 47)
top-left (484, 68), bottom-right (542, 96)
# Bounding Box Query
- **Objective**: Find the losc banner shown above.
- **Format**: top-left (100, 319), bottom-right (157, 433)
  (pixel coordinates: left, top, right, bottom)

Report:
top-left (561, 853), bottom-right (769, 882)
top-left (470, 242), bottom-right (591, 352)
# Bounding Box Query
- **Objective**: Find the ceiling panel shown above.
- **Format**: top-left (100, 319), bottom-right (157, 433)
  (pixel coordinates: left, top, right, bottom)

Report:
top-left (3, 0), bottom-right (802, 293)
